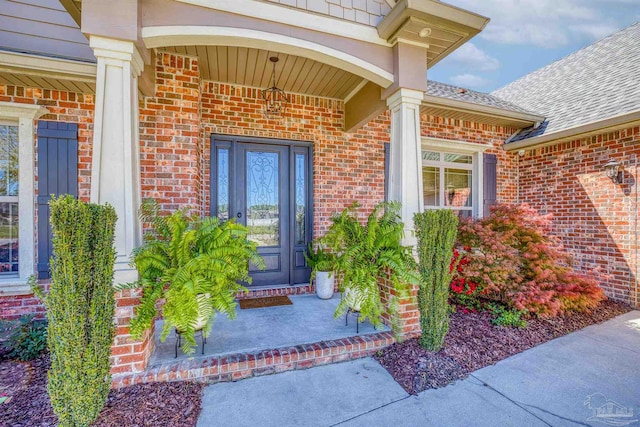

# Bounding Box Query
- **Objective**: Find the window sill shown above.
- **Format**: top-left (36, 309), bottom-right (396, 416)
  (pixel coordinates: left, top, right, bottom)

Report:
top-left (0, 278), bottom-right (32, 296)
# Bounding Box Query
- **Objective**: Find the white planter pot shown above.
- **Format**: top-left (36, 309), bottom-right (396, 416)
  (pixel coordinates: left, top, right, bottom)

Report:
top-left (315, 271), bottom-right (335, 299)
top-left (191, 293), bottom-right (211, 331)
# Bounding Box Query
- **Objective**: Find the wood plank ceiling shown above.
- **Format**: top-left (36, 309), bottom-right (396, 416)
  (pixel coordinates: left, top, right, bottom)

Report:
top-left (0, 71), bottom-right (95, 94)
top-left (160, 46), bottom-right (366, 100)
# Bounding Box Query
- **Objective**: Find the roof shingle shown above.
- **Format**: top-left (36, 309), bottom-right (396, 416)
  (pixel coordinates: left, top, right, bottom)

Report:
top-left (492, 23), bottom-right (640, 142)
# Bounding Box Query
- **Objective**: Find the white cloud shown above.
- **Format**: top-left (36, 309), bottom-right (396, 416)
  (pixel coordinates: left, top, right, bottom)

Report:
top-left (449, 74), bottom-right (490, 89)
top-left (443, 43), bottom-right (500, 72)
top-left (444, 0), bottom-right (631, 48)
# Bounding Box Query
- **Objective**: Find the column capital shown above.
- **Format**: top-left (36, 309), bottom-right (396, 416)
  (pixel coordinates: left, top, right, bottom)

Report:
top-left (89, 36), bottom-right (144, 76)
top-left (386, 88), bottom-right (424, 109)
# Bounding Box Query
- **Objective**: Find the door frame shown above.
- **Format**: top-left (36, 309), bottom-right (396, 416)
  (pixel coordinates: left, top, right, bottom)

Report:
top-left (210, 134), bottom-right (314, 286)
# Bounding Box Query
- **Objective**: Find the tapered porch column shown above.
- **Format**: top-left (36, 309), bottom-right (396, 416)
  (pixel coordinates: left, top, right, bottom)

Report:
top-left (386, 88), bottom-right (424, 247)
top-left (89, 36), bottom-right (143, 284)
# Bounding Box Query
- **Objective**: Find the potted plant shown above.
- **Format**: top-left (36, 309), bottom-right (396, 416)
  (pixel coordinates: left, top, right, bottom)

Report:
top-left (305, 244), bottom-right (336, 299)
top-left (120, 199), bottom-right (265, 354)
top-left (322, 202), bottom-right (419, 328)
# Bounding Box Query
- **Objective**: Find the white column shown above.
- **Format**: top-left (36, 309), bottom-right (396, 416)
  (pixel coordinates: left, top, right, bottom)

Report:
top-left (90, 36), bottom-right (143, 284)
top-left (386, 88), bottom-right (424, 247)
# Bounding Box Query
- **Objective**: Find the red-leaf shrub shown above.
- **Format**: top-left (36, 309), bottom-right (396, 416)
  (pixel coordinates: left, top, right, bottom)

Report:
top-left (455, 204), bottom-right (604, 317)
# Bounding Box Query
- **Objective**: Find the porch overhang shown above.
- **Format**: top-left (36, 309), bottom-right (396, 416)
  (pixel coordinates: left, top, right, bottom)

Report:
top-left (377, 0), bottom-right (490, 67)
top-left (0, 50), bottom-right (96, 94)
top-left (422, 94), bottom-right (546, 129)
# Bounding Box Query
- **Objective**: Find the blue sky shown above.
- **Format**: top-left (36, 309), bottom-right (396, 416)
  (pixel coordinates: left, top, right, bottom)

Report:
top-left (428, 0), bottom-right (640, 93)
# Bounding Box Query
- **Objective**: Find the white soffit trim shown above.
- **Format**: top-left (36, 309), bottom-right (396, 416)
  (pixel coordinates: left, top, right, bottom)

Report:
top-left (421, 136), bottom-right (490, 153)
top-left (142, 26), bottom-right (395, 88)
top-left (0, 51), bottom-right (96, 82)
top-left (175, 0), bottom-right (391, 47)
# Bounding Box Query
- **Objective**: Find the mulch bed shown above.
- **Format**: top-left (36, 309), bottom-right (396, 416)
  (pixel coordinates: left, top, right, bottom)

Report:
top-left (0, 355), bottom-right (204, 427)
top-left (375, 299), bottom-right (632, 395)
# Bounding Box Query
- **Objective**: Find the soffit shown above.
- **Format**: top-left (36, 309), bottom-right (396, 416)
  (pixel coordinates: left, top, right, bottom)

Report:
top-left (0, 71), bottom-right (95, 94)
top-left (159, 45), bottom-right (365, 100)
top-left (378, 0), bottom-right (489, 68)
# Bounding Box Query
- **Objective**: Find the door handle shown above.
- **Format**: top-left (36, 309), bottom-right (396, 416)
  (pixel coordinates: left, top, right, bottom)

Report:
top-left (237, 212), bottom-right (242, 219)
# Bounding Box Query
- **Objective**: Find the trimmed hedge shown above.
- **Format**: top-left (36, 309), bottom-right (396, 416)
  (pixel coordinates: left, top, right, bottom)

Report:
top-left (414, 209), bottom-right (458, 351)
top-left (35, 195), bottom-right (117, 427)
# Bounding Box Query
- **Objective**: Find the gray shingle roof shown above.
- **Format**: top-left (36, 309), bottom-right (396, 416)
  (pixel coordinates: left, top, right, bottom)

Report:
top-left (426, 80), bottom-right (540, 116)
top-left (492, 23), bottom-right (640, 142)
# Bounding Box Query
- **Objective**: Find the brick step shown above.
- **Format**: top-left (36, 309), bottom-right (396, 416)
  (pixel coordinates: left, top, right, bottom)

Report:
top-left (111, 331), bottom-right (395, 389)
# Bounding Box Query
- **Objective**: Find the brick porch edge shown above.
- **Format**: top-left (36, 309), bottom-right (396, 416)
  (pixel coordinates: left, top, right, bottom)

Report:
top-left (110, 331), bottom-right (396, 389)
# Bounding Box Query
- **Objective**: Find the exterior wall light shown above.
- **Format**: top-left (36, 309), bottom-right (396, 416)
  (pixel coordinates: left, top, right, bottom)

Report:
top-left (604, 159), bottom-right (622, 184)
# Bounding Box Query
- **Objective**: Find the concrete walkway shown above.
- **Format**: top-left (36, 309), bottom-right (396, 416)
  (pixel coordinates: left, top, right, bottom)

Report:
top-left (197, 311), bottom-right (640, 427)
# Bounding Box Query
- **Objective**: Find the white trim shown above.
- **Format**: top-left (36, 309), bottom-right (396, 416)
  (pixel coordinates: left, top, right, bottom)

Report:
top-left (142, 26), bottom-right (394, 88)
top-left (0, 51), bottom-right (96, 82)
top-left (0, 102), bottom-right (48, 289)
top-left (343, 79), bottom-right (369, 103)
top-left (174, 0), bottom-right (391, 46)
top-left (421, 137), bottom-right (486, 218)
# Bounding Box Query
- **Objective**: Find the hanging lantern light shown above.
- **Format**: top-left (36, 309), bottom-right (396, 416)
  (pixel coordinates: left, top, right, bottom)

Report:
top-left (261, 56), bottom-right (289, 119)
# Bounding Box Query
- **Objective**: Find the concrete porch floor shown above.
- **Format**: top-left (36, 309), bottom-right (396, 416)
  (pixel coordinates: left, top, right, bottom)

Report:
top-left (149, 293), bottom-right (390, 367)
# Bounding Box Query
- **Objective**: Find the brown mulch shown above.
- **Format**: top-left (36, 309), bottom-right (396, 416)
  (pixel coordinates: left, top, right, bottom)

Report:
top-left (0, 355), bottom-right (204, 427)
top-left (375, 299), bottom-right (632, 395)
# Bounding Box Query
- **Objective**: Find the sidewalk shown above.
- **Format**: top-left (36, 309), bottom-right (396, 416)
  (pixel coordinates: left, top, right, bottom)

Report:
top-left (197, 310), bottom-right (640, 427)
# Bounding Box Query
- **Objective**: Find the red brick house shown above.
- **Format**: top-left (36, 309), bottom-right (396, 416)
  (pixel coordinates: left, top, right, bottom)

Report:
top-left (0, 0), bottom-right (637, 380)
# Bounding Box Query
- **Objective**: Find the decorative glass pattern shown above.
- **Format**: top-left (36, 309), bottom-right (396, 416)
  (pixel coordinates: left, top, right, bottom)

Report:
top-left (295, 154), bottom-right (306, 245)
top-left (444, 168), bottom-right (472, 208)
top-left (246, 151), bottom-right (279, 246)
top-left (444, 153), bottom-right (473, 164)
top-left (216, 148), bottom-right (229, 221)
top-left (422, 150), bottom-right (440, 162)
top-left (422, 166), bottom-right (440, 206)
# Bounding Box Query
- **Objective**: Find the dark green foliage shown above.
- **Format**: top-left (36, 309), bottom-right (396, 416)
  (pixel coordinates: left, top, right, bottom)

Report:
top-left (322, 202), bottom-right (418, 327)
top-left (1, 315), bottom-right (47, 361)
top-left (123, 199), bottom-right (264, 354)
top-left (414, 209), bottom-right (458, 351)
top-left (304, 244), bottom-right (335, 279)
top-left (33, 195), bottom-right (117, 427)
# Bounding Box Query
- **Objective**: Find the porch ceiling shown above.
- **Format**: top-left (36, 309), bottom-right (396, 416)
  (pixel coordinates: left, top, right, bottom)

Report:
top-left (159, 45), bottom-right (367, 101)
top-left (0, 71), bottom-right (95, 94)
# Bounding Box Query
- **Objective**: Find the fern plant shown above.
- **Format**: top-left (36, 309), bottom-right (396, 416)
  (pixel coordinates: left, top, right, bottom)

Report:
top-left (123, 199), bottom-right (264, 354)
top-left (321, 202), bottom-right (418, 327)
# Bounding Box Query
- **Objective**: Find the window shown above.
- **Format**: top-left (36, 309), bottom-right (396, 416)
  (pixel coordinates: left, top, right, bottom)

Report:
top-left (0, 102), bottom-right (42, 292)
top-left (0, 124), bottom-right (19, 274)
top-left (421, 138), bottom-right (488, 218)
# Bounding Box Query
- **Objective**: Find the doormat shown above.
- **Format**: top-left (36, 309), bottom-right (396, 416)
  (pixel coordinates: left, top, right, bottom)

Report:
top-left (238, 295), bottom-right (293, 309)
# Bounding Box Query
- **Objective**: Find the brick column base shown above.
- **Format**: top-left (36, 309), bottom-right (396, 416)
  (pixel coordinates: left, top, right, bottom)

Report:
top-left (380, 275), bottom-right (421, 340)
top-left (111, 289), bottom-right (155, 375)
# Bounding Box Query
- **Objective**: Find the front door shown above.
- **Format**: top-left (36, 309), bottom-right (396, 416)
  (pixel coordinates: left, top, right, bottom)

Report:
top-left (211, 135), bottom-right (312, 287)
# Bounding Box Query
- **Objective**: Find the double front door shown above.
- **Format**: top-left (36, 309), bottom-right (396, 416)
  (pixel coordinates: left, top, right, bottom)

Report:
top-left (211, 135), bottom-right (312, 286)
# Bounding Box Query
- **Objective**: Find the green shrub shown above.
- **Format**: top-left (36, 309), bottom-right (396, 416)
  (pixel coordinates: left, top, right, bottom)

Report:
top-left (304, 244), bottom-right (336, 279)
top-left (124, 199), bottom-right (264, 354)
top-left (322, 202), bottom-right (418, 328)
top-left (456, 204), bottom-right (605, 317)
top-left (414, 209), bottom-right (458, 351)
top-left (1, 315), bottom-right (47, 361)
top-left (487, 304), bottom-right (527, 328)
top-left (34, 195), bottom-right (117, 427)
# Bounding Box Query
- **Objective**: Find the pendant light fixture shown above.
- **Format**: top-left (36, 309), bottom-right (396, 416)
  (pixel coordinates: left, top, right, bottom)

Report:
top-left (261, 56), bottom-right (289, 119)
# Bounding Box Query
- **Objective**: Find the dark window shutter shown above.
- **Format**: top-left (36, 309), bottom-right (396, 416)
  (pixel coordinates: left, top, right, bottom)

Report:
top-left (384, 142), bottom-right (390, 202)
top-left (483, 153), bottom-right (497, 217)
top-left (37, 122), bottom-right (78, 279)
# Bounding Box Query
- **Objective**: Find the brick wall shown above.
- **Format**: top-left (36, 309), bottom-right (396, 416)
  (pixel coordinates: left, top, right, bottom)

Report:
top-left (0, 84), bottom-right (94, 320)
top-left (421, 114), bottom-right (519, 204)
top-left (518, 126), bottom-right (640, 305)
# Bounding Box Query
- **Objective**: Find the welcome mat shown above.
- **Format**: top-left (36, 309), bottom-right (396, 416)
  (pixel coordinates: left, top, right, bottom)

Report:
top-left (238, 295), bottom-right (293, 310)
